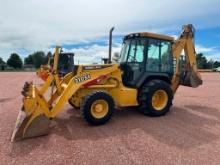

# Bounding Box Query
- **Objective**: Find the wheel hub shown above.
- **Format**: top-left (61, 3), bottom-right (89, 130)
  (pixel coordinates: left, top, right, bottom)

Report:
top-left (152, 90), bottom-right (168, 111)
top-left (91, 100), bottom-right (109, 119)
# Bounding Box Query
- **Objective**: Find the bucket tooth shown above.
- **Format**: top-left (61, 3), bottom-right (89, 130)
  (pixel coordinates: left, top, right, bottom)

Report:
top-left (21, 91), bottom-right (28, 96)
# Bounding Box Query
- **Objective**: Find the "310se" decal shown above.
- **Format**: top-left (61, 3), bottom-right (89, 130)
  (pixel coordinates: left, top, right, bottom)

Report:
top-left (74, 74), bottom-right (91, 83)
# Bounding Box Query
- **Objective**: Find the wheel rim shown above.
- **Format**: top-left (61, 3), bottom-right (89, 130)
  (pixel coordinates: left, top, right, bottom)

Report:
top-left (91, 99), bottom-right (109, 119)
top-left (152, 90), bottom-right (168, 111)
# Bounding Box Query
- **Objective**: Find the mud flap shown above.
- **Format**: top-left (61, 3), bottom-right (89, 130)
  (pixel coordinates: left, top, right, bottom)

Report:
top-left (11, 110), bottom-right (50, 142)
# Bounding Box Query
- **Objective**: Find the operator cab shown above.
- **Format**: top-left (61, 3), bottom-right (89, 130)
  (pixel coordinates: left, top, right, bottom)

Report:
top-left (119, 32), bottom-right (174, 88)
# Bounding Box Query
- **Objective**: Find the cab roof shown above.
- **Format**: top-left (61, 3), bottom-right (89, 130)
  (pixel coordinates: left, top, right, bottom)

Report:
top-left (124, 32), bottom-right (174, 41)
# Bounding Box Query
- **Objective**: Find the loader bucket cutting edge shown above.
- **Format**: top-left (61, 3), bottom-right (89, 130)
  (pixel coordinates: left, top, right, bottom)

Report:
top-left (11, 109), bottom-right (50, 142)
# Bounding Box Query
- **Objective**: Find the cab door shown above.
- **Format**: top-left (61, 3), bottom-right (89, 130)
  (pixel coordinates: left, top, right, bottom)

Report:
top-left (121, 38), bottom-right (146, 87)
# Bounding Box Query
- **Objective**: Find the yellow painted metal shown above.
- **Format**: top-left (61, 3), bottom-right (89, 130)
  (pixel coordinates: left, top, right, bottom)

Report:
top-left (23, 85), bottom-right (51, 117)
top-left (68, 65), bottom-right (138, 108)
top-left (54, 74), bottom-right (62, 94)
top-left (38, 74), bottom-right (54, 95)
top-left (62, 72), bottom-right (74, 83)
top-left (171, 24), bottom-right (202, 93)
top-left (140, 32), bottom-right (174, 41)
top-left (109, 69), bottom-right (138, 107)
top-left (91, 99), bottom-right (109, 119)
top-left (53, 46), bottom-right (60, 72)
top-left (127, 32), bottom-right (174, 41)
top-left (110, 87), bottom-right (138, 107)
top-left (152, 90), bottom-right (168, 111)
top-left (87, 84), bottom-right (117, 88)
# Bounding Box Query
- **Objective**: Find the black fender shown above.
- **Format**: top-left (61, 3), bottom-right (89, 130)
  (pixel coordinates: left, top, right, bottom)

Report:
top-left (136, 73), bottom-right (172, 89)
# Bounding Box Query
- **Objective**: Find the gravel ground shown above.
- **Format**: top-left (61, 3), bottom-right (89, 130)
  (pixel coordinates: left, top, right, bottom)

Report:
top-left (0, 72), bottom-right (220, 165)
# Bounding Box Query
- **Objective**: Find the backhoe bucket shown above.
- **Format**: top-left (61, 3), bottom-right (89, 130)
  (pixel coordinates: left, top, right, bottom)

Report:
top-left (180, 68), bottom-right (203, 87)
top-left (11, 82), bottom-right (51, 142)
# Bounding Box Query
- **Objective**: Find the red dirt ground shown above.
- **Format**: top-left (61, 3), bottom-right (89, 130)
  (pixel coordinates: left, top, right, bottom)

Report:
top-left (0, 72), bottom-right (220, 164)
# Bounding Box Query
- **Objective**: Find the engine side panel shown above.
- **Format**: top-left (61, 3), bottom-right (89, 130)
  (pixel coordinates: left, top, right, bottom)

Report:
top-left (69, 64), bottom-right (138, 108)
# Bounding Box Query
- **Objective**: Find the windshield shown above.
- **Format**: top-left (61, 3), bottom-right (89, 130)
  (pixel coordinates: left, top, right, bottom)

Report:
top-left (119, 38), bottom-right (145, 63)
top-left (119, 40), bottom-right (130, 63)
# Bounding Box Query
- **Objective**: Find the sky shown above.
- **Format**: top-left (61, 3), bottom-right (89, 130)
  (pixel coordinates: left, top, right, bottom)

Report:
top-left (0, 0), bottom-right (220, 63)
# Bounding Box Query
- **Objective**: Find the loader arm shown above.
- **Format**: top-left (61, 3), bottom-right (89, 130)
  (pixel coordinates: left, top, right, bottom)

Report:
top-left (171, 24), bottom-right (202, 93)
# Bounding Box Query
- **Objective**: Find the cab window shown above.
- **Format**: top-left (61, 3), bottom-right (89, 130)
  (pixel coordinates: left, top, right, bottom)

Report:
top-left (146, 39), bottom-right (172, 72)
top-left (127, 39), bottom-right (145, 63)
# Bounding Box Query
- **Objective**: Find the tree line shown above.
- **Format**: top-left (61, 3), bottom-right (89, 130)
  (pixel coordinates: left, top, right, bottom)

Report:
top-left (0, 51), bottom-right (52, 69)
top-left (0, 52), bottom-right (220, 70)
top-left (196, 53), bottom-right (220, 69)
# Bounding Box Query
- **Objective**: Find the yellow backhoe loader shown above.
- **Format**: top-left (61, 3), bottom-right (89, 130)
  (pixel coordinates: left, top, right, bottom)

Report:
top-left (11, 24), bottom-right (202, 141)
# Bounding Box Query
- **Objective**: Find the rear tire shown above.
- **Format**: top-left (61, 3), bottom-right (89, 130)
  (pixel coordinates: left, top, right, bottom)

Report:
top-left (138, 79), bottom-right (173, 116)
top-left (81, 91), bottom-right (115, 125)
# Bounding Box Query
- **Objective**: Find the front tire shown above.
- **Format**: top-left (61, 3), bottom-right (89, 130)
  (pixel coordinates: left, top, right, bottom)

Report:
top-left (81, 91), bottom-right (115, 125)
top-left (138, 79), bottom-right (173, 116)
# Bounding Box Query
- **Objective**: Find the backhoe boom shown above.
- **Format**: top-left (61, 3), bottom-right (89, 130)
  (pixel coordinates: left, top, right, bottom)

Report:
top-left (171, 24), bottom-right (202, 93)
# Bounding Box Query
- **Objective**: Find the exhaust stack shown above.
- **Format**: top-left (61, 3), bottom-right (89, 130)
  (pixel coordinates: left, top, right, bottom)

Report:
top-left (108, 27), bottom-right (114, 64)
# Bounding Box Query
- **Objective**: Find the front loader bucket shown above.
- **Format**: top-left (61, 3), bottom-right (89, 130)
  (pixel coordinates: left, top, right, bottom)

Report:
top-left (11, 82), bottom-right (51, 142)
top-left (11, 109), bottom-right (50, 142)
